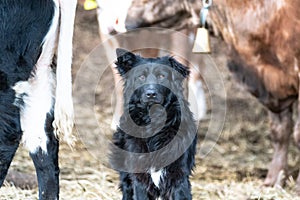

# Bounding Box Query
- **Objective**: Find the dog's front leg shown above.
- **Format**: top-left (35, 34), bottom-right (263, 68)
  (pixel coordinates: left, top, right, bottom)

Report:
top-left (119, 172), bottom-right (134, 200)
top-left (164, 176), bottom-right (192, 200)
top-left (132, 180), bottom-right (149, 200)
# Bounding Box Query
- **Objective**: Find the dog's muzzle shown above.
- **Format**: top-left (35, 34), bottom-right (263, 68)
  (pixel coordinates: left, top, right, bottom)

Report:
top-left (141, 86), bottom-right (162, 105)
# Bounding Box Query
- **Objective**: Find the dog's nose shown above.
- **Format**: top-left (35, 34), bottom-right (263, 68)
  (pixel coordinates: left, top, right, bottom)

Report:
top-left (146, 90), bottom-right (157, 99)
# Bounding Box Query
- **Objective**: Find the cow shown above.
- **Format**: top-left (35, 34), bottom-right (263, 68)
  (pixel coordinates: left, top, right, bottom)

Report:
top-left (208, 0), bottom-right (300, 189)
top-left (0, 0), bottom-right (76, 199)
top-left (124, 0), bottom-right (300, 192)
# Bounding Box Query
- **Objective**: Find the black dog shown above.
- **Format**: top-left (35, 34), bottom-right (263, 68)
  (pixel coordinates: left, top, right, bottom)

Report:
top-left (111, 48), bottom-right (197, 200)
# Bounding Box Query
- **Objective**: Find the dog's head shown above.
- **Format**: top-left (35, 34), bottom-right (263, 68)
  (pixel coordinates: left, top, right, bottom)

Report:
top-left (115, 48), bottom-right (189, 108)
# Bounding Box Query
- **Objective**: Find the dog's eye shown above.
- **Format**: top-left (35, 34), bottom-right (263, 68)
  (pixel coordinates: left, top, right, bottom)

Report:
top-left (138, 75), bottom-right (146, 81)
top-left (158, 74), bottom-right (165, 79)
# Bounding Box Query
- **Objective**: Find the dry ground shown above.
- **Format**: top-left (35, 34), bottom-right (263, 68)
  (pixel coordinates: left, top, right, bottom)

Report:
top-left (1, 5), bottom-right (300, 200)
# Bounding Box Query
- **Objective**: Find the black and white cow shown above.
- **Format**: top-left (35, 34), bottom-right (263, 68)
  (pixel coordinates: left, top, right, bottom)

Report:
top-left (0, 0), bottom-right (76, 199)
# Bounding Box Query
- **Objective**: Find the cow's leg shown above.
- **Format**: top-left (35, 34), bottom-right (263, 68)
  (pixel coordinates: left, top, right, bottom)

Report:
top-left (15, 66), bottom-right (58, 199)
top-left (98, 33), bottom-right (125, 130)
top-left (188, 65), bottom-right (206, 121)
top-left (170, 28), bottom-right (206, 121)
top-left (293, 97), bottom-right (300, 192)
top-left (96, 3), bottom-right (120, 130)
top-left (264, 107), bottom-right (292, 186)
top-left (30, 111), bottom-right (59, 200)
top-left (0, 89), bottom-right (22, 186)
top-left (294, 132), bottom-right (300, 193)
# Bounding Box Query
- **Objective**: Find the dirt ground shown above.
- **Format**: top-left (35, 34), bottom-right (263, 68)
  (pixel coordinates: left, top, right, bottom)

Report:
top-left (2, 4), bottom-right (300, 200)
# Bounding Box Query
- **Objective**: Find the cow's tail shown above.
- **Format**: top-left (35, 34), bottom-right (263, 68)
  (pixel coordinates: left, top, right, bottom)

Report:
top-left (53, 0), bottom-right (77, 147)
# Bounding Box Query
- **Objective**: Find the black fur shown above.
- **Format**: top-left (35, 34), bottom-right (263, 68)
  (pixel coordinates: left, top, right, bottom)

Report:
top-left (0, 1), bottom-right (58, 199)
top-left (30, 107), bottom-right (59, 199)
top-left (111, 49), bottom-right (197, 200)
top-left (0, 89), bottom-right (22, 186)
top-left (0, 0), bottom-right (55, 85)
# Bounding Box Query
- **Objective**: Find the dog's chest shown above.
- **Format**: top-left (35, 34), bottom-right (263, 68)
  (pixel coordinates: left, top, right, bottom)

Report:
top-left (149, 168), bottom-right (165, 188)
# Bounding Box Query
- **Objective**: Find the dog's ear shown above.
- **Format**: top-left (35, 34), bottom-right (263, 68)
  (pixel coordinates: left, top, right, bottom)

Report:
top-left (115, 48), bottom-right (137, 76)
top-left (168, 57), bottom-right (190, 78)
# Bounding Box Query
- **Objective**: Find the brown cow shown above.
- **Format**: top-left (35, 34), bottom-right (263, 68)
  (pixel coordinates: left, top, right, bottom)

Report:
top-left (208, 0), bottom-right (300, 189)
top-left (125, 0), bottom-right (300, 192)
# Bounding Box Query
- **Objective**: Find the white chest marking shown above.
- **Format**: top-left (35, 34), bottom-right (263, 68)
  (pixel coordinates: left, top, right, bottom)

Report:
top-left (150, 169), bottom-right (164, 188)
